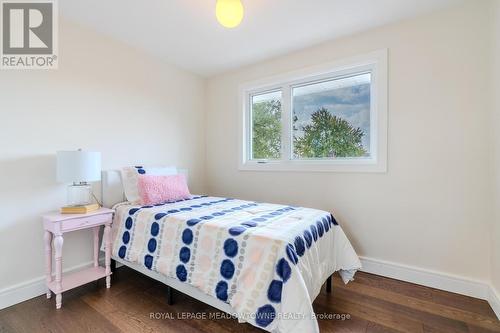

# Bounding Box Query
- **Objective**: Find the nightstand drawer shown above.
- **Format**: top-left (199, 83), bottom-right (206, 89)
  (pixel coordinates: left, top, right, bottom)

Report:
top-left (61, 214), bottom-right (110, 232)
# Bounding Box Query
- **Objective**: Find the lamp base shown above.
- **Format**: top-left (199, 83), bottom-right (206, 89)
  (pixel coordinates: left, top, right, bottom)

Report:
top-left (67, 183), bottom-right (92, 206)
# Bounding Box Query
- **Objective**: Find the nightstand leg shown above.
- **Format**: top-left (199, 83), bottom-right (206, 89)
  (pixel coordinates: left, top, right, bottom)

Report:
top-left (54, 234), bottom-right (64, 309)
top-left (93, 226), bottom-right (99, 267)
top-left (104, 224), bottom-right (111, 288)
top-left (44, 231), bottom-right (53, 299)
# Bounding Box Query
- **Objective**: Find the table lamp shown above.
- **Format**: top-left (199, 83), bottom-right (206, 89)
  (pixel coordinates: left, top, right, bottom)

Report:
top-left (56, 150), bottom-right (101, 206)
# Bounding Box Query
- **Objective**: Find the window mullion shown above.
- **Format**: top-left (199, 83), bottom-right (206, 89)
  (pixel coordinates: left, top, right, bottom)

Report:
top-left (246, 92), bottom-right (253, 162)
top-left (281, 85), bottom-right (292, 162)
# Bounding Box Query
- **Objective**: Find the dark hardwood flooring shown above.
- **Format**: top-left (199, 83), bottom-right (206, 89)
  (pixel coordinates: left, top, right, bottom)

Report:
top-left (0, 267), bottom-right (498, 333)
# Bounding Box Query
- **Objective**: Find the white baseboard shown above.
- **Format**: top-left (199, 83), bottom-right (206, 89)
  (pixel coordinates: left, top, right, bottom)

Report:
top-left (359, 256), bottom-right (490, 299)
top-left (359, 256), bottom-right (499, 319)
top-left (0, 260), bottom-right (94, 310)
top-left (489, 285), bottom-right (500, 319)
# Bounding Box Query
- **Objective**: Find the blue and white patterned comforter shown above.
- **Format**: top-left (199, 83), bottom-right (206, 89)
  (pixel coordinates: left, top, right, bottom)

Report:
top-left (111, 195), bottom-right (361, 333)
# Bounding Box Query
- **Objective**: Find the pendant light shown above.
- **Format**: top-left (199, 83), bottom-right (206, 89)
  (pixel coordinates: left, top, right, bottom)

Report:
top-left (216, 0), bottom-right (244, 28)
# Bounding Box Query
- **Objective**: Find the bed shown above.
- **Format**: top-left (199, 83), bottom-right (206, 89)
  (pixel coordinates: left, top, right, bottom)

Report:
top-left (102, 169), bottom-right (361, 333)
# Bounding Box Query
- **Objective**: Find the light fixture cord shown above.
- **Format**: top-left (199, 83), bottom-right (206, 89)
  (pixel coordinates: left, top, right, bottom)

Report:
top-left (92, 191), bottom-right (103, 207)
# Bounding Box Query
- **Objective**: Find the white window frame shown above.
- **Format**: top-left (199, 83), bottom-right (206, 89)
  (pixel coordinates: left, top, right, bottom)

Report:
top-left (239, 49), bottom-right (388, 173)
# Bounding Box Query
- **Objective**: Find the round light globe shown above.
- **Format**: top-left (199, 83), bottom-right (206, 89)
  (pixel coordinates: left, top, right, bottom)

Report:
top-left (216, 0), bottom-right (244, 28)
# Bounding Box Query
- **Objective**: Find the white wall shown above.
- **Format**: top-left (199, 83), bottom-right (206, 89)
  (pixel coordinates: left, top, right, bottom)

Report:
top-left (206, 1), bottom-right (492, 283)
top-left (0, 20), bottom-right (206, 294)
top-left (491, 0), bottom-right (500, 296)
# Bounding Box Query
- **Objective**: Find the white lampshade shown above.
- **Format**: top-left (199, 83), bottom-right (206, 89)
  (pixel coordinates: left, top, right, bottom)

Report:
top-left (56, 150), bottom-right (101, 183)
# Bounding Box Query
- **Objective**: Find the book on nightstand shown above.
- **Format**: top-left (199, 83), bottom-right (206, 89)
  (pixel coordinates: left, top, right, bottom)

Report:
top-left (60, 203), bottom-right (100, 214)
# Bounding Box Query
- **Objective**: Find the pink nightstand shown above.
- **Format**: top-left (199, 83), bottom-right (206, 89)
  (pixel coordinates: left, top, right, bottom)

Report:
top-left (42, 207), bottom-right (114, 309)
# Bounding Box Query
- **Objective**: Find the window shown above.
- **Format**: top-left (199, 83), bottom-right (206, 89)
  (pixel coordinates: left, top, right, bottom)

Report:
top-left (251, 90), bottom-right (282, 160)
top-left (292, 73), bottom-right (371, 160)
top-left (240, 50), bottom-right (387, 172)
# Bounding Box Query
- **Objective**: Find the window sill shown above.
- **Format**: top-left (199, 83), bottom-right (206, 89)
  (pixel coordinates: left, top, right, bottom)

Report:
top-left (238, 160), bottom-right (387, 173)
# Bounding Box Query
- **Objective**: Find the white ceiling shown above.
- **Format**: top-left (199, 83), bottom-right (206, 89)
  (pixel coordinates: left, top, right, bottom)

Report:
top-left (61, 0), bottom-right (463, 77)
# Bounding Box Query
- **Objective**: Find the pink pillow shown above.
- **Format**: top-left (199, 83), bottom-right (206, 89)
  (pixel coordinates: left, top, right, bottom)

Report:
top-left (137, 174), bottom-right (191, 205)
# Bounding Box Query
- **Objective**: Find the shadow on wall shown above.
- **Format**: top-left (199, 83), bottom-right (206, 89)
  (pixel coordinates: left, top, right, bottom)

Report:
top-left (0, 154), bottom-right (57, 192)
top-left (0, 154), bottom-right (66, 231)
top-left (0, 155), bottom-right (58, 282)
top-left (0, 154), bottom-right (97, 286)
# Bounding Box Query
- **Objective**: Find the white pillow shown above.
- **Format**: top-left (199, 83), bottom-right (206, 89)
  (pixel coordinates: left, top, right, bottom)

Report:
top-left (121, 166), bottom-right (177, 203)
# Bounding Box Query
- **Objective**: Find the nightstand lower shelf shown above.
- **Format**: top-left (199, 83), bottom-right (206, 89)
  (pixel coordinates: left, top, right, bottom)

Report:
top-left (47, 266), bottom-right (110, 293)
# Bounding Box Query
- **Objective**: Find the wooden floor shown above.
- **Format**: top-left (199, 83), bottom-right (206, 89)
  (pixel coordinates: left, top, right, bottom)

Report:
top-left (0, 267), bottom-right (498, 333)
